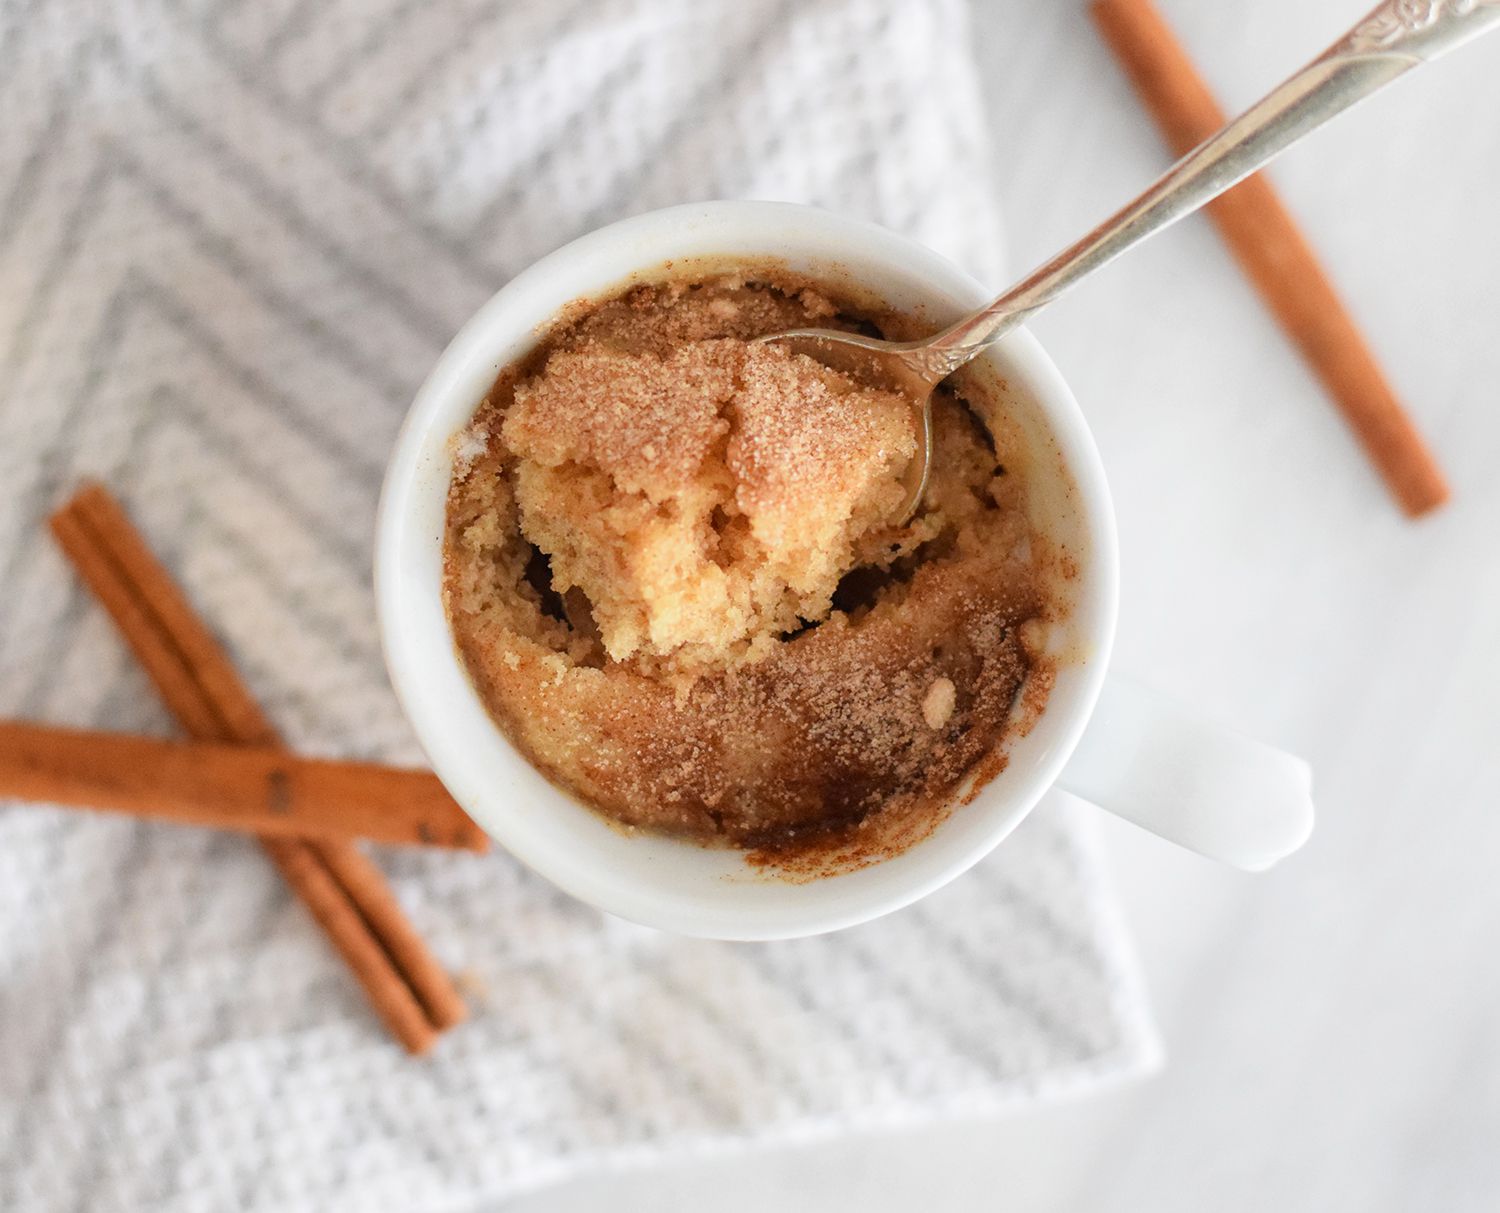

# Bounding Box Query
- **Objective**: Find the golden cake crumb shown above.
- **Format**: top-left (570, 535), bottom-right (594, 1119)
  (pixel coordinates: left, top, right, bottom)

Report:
top-left (501, 337), bottom-right (912, 673)
top-left (921, 677), bottom-right (957, 730)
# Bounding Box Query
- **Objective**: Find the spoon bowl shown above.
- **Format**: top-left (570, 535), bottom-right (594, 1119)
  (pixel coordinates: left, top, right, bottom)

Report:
top-left (757, 329), bottom-right (939, 520)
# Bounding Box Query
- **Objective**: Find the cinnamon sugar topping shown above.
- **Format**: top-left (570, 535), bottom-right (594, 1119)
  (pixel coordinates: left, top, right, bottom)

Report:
top-left (443, 272), bottom-right (1060, 870)
top-left (501, 330), bottom-right (912, 672)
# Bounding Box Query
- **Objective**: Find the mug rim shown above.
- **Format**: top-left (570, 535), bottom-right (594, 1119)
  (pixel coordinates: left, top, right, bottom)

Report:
top-left (375, 200), bottom-right (1119, 939)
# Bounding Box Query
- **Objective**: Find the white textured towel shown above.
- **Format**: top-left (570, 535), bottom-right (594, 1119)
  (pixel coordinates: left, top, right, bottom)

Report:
top-left (0, 1), bottom-right (1158, 1208)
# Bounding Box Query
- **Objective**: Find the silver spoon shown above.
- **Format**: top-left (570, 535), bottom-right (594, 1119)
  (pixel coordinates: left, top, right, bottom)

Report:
top-left (766, 0), bottom-right (1500, 521)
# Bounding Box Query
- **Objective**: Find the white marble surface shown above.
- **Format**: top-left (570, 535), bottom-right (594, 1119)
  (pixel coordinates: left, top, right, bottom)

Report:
top-left (511, 1), bottom-right (1500, 1208)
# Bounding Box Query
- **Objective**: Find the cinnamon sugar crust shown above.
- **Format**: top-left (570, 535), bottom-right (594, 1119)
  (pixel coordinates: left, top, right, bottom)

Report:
top-left (443, 272), bottom-right (1058, 871)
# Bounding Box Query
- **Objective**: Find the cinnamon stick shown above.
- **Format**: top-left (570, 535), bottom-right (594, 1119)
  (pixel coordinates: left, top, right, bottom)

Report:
top-left (312, 844), bottom-right (466, 1030)
top-left (1090, 0), bottom-right (1450, 517)
top-left (0, 720), bottom-right (487, 851)
top-left (49, 483), bottom-right (468, 1050)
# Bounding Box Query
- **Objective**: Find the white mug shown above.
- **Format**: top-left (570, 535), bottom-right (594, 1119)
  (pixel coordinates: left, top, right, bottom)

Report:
top-left (376, 201), bottom-right (1314, 941)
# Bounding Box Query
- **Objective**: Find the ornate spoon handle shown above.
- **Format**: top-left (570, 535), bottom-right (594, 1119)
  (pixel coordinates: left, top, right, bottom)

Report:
top-left (924, 0), bottom-right (1500, 374)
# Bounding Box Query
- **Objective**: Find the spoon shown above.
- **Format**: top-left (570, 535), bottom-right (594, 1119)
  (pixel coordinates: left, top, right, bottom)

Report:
top-left (765, 0), bottom-right (1500, 521)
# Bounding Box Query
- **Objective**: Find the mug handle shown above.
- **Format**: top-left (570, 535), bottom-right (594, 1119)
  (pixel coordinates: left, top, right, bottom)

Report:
top-left (1058, 677), bottom-right (1315, 870)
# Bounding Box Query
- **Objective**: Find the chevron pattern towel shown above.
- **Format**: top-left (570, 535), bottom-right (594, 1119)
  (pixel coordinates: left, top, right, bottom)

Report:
top-left (0, 1), bottom-right (1157, 1208)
